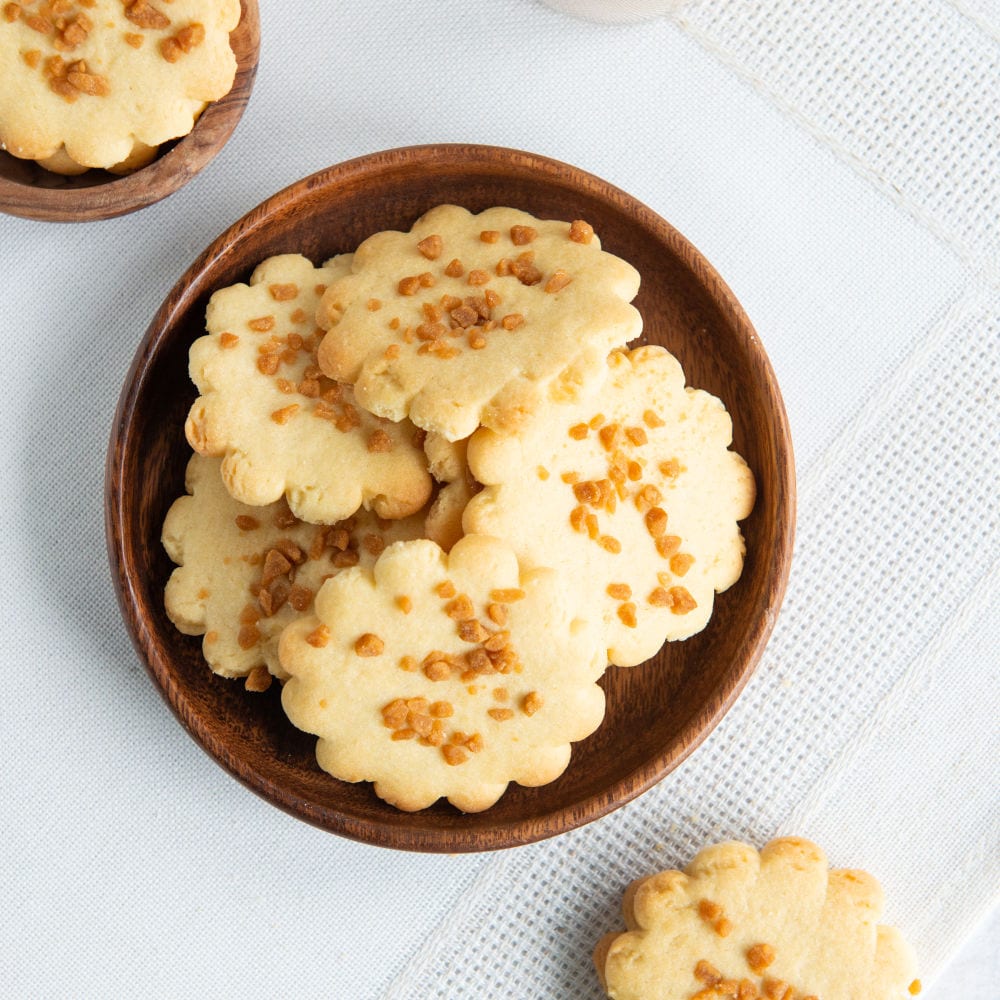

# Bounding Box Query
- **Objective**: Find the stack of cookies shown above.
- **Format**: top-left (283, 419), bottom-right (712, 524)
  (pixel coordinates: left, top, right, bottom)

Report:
top-left (163, 205), bottom-right (755, 813)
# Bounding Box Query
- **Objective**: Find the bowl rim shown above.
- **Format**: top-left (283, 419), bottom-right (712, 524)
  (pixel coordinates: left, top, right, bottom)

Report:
top-left (0, 0), bottom-right (259, 223)
top-left (105, 143), bottom-right (796, 852)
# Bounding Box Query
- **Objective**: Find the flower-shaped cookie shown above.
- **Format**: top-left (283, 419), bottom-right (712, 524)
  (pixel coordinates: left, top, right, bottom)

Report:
top-left (162, 455), bottom-right (425, 686)
top-left (595, 838), bottom-right (920, 1000)
top-left (464, 346), bottom-right (755, 667)
top-left (315, 205), bottom-right (642, 441)
top-left (278, 534), bottom-right (606, 812)
top-left (0, 0), bottom-right (239, 172)
top-left (185, 254), bottom-right (432, 524)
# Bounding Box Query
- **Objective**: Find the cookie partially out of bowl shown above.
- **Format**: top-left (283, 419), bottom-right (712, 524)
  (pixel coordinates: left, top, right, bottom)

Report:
top-left (0, 0), bottom-right (240, 172)
top-left (0, 0), bottom-right (259, 221)
top-left (105, 145), bottom-right (795, 852)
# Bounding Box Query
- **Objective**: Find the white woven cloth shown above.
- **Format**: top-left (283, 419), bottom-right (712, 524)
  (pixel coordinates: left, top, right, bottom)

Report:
top-left (1, 2), bottom-right (996, 997)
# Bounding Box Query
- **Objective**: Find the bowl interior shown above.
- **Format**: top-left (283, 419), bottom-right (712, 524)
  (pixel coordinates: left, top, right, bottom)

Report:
top-left (0, 0), bottom-right (259, 222)
top-left (107, 145), bottom-right (794, 851)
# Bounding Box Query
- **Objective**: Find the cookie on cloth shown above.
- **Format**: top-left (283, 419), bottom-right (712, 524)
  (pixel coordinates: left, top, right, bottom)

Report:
top-left (278, 534), bottom-right (606, 812)
top-left (463, 346), bottom-right (754, 667)
top-left (162, 454), bottom-right (426, 688)
top-left (315, 205), bottom-right (642, 441)
top-left (423, 433), bottom-right (481, 552)
top-left (0, 0), bottom-right (239, 173)
top-left (594, 837), bottom-right (920, 1000)
top-left (185, 254), bottom-right (432, 524)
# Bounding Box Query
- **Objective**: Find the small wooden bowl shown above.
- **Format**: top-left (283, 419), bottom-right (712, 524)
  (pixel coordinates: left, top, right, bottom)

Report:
top-left (106, 145), bottom-right (795, 852)
top-left (0, 0), bottom-right (259, 223)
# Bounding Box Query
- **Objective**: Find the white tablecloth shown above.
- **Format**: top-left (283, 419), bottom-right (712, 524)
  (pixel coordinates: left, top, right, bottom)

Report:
top-left (1, 2), bottom-right (996, 997)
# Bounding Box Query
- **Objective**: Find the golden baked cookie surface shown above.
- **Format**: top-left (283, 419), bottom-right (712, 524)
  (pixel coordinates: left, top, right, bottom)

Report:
top-left (316, 205), bottom-right (642, 441)
top-left (464, 346), bottom-right (754, 666)
top-left (0, 0), bottom-right (239, 171)
top-left (278, 535), bottom-right (607, 813)
top-left (596, 838), bottom-right (919, 1000)
top-left (185, 253), bottom-right (433, 525)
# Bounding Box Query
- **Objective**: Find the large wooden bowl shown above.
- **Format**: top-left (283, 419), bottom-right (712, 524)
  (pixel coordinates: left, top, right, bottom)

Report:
top-left (0, 0), bottom-right (259, 223)
top-left (106, 145), bottom-right (794, 852)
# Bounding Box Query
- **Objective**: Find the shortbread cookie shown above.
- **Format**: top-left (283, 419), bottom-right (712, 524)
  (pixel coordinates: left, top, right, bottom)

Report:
top-left (278, 534), bottom-right (606, 812)
top-left (316, 205), bottom-right (642, 441)
top-left (0, 1), bottom-right (239, 173)
top-left (423, 434), bottom-right (480, 551)
top-left (464, 346), bottom-right (754, 667)
top-left (185, 254), bottom-right (432, 524)
top-left (162, 454), bottom-right (426, 686)
top-left (595, 838), bottom-right (920, 1000)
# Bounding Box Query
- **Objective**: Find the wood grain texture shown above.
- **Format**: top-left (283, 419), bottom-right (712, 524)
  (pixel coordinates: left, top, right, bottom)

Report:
top-left (0, 0), bottom-right (259, 223)
top-left (105, 145), bottom-right (795, 852)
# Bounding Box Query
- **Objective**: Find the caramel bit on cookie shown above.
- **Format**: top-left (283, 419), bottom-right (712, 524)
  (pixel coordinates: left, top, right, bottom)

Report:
top-left (568, 219), bottom-right (594, 244)
top-left (908, 981), bottom-right (922, 995)
top-left (490, 588), bottom-right (524, 602)
top-left (219, 332), bottom-right (239, 349)
top-left (509, 255), bottom-right (542, 286)
top-left (234, 514), bottom-right (259, 531)
top-left (746, 945), bottom-right (775, 975)
top-left (248, 315), bottom-right (275, 332)
top-left (305, 624), bottom-right (330, 648)
top-left (670, 552), bottom-right (695, 576)
top-left (244, 665), bottom-right (272, 693)
top-left (487, 602), bottom-right (508, 626)
top-left (509, 225), bottom-right (537, 246)
top-left (467, 268), bottom-right (490, 286)
top-left (435, 580), bottom-right (457, 599)
top-left (124, 1), bottom-right (170, 31)
top-left (443, 258), bottom-right (464, 279)
top-left (354, 632), bottom-right (384, 657)
top-left (445, 594), bottom-right (476, 621)
top-left (488, 707), bottom-right (514, 722)
top-left (269, 282), bottom-right (298, 301)
top-left (395, 595), bottom-right (412, 615)
top-left (616, 602), bottom-right (637, 628)
top-left (237, 623), bottom-right (260, 650)
top-left (3, 4), bottom-right (20, 23)
top-left (398, 276), bottom-right (421, 296)
top-left (21, 48), bottom-right (41, 67)
top-left (417, 234), bottom-right (443, 260)
top-left (270, 404), bottom-right (299, 425)
top-left (645, 507), bottom-right (668, 538)
top-left (442, 744), bottom-right (469, 766)
top-left (660, 458), bottom-right (685, 478)
top-left (625, 426), bottom-right (648, 446)
top-left (568, 422), bottom-right (589, 441)
top-left (522, 691), bottom-right (543, 716)
top-left (160, 20), bottom-right (203, 62)
top-left (643, 408), bottom-right (665, 428)
top-left (501, 312), bottom-right (524, 330)
top-left (655, 534), bottom-right (681, 559)
top-left (366, 429), bottom-right (393, 453)
top-left (544, 270), bottom-right (572, 294)
top-left (123, 30), bottom-right (143, 47)
top-left (606, 582), bottom-right (632, 600)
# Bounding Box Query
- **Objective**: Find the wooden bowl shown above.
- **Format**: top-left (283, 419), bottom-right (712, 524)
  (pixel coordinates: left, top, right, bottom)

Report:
top-left (106, 145), bottom-right (795, 852)
top-left (0, 0), bottom-right (259, 223)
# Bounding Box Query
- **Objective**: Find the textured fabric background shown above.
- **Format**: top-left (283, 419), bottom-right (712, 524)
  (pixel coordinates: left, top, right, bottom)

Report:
top-left (1, 2), bottom-right (996, 997)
